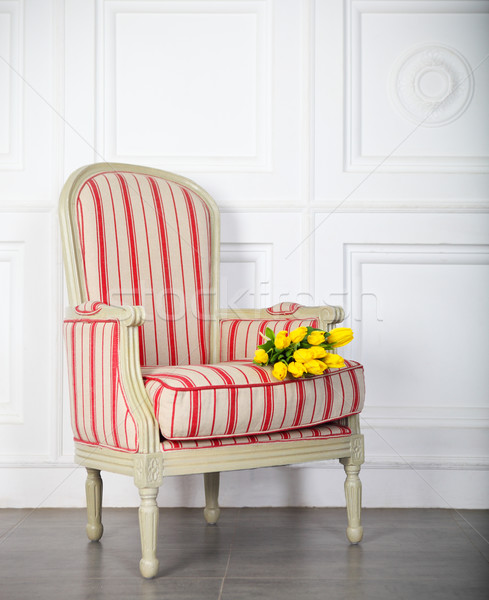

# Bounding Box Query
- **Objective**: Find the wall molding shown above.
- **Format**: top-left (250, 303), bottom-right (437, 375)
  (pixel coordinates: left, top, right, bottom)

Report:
top-left (345, 0), bottom-right (489, 173)
top-left (390, 43), bottom-right (474, 128)
top-left (96, 0), bottom-right (273, 171)
top-left (0, 241), bottom-right (24, 424)
top-left (360, 406), bottom-right (489, 429)
top-left (220, 242), bottom-right (273, 309)
top-left (0, 0), bottom-right (23, 169)
top-left (1, 456), bottom-right (487, 471)
top-left (311, 199), bottom-right (489, 212)
top-left (291, 455), bottom-right (489, 471)
top-left (344, 242), bottom-right (489, 427)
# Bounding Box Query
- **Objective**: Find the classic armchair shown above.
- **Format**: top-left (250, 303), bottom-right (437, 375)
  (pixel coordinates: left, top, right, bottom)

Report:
top-left (59, 163), bottom-right (365, 578)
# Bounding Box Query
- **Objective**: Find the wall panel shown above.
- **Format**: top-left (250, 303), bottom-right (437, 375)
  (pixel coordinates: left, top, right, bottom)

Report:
top-left (0, 242), bottom-right (24, 424)
top-left (0, 0), bottom-right (59, 204)
top-left (314, 0), bottom-right (489, 208)
top-left (0, 211), bottom-right (55, 462)
top-left (347, 0), bottom-right (489, 172)
top-left (314, 212), bottom-right (489, 480)
top-left (62, 0), bottom-right (309, 207)
top-left (105, 5), bottom-right (269, 169)
top-left (0, 2), bottom-right (22, 167)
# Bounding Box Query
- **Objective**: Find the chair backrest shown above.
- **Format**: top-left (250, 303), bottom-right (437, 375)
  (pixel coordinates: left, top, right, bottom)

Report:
top-left (60, 163), bottom-right (220, 367)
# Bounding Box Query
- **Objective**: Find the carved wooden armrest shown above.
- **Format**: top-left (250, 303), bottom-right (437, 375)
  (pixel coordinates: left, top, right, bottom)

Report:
top-left (65, 301), bottom-right (145, 327)
top-left (64, 301), bottom-right (159, 453)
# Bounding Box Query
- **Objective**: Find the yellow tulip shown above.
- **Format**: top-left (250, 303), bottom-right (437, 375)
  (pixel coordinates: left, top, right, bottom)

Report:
top-left (272, 361), bottom-right (288, 380)
top-left (307, 330), bottom-right (326, 345)
top-left (310, 346), bottom-right (327, 359)
top-left (275, 330), bottom-right (291, 350)
top-left (288, 361), bottom-right (306, 378)
top-left (289, 326), bottom-right (308, 344)
top-left (327, 327), bottom-right (353, 348)
top-left (254, 349), bottom-right (269, 364)
top-left (293, 348), bottom-right (314, 363)
top-left (323, 353), bottom-right (345, 369)
top-left (303, 359), bottom-right (328, 376)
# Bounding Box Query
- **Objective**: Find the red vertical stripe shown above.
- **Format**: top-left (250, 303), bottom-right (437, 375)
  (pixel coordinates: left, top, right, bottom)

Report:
top-left (68, 322), bottom-right (82, 440)
top-left (133, 174), bottom-right (159, 365)
top-left (80, 323), bottom-right (88, 441)
top-left (86, 179), bottom-right (110, 303)
top-left (291, 379), bottom-right (306, 427)
top-left (89, 322), bottom-right (99, 443)
top-left (181, 186), bottom-right (209, 364)
top-left (147, 176), bottom-right (178, 365)
top-left (103, 175), bottom-right (124, 307)
top-left (166, 181), bottom-right (192, 363)
top-left (110, 322), bottom-right (120, 448)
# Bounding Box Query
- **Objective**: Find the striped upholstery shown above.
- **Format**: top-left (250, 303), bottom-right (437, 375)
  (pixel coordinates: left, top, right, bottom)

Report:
top-left (76, 171), bottom-right (212, 367)
top-left (162, 422), bottom-right (351, 451)
top-left (266, 302), bottom-right (302, 315)
top-left (64, 319), bottom-right (138, 452)
top-left (65, 167), bottom-right (366, 452)
top-left (219, 318), bottom-right (320, 361)
top-left (143, 360), bottom-right (364, 440)
top-left (73, 301), bottom-right (105, 316)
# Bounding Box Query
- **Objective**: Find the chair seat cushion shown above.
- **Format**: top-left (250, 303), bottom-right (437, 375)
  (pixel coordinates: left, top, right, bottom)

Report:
top-left (161, 422), bottom-right (352, 451)
top-left (142, 360), bottom-right (364, 440)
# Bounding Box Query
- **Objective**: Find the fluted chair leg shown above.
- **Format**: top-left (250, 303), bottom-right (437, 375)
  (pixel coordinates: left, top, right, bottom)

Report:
top-left (85, 468), bottom-right (104, 541)
top-left (203, 472), bottom-right (221, 525)
top-left (138, 487), bottom-right (160, 578)
top-left (341, 460), bottom-right (363, 544)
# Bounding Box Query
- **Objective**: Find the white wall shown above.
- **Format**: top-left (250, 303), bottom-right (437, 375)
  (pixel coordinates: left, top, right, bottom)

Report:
top-left (0, 0), bottom-right (488, 509)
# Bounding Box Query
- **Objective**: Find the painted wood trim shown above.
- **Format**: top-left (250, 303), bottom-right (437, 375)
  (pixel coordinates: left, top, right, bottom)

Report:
top-left (75, 435), bottom-right (355, 478)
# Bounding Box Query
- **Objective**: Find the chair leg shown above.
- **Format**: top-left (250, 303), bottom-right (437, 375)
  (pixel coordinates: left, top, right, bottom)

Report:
top-left (85, 468), bottom-right (103, 541)
top-left (138, 487), bottom-right (160, 578)
top-left (203, 472), bottom-right (221, 525)
top-left (342, 461), bottom-right (363, 544)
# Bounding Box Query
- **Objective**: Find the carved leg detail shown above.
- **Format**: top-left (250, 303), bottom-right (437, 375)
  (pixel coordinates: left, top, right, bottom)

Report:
top-left (138, 487), bottom-right (159, 578)
top-left (85, 468), bottom-right (103, 541)
top-left (343, 463), bottom-right (363, 544)
top-left (203, 472), bottom-right (221, 525)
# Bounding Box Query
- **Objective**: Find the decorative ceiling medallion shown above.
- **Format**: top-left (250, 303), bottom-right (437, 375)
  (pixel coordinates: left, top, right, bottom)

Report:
top-left (390, 44), bottom-right (474, 127)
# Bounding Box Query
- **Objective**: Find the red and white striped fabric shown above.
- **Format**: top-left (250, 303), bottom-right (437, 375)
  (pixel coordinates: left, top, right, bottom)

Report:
top-left (266, 302), bottom-right (302, 315)
top-left (219, 318), bottom-right (319, 361)
top-left (76, 171), bottom-right (212, 367)
top-left (161, 422), bottom-right (351, 451)
top-left (64, 320), bottom-right (138, 452)
top-left (74, 301), bottom-right (106, 315)
top-left (143, 360), bottom-right (364, 440)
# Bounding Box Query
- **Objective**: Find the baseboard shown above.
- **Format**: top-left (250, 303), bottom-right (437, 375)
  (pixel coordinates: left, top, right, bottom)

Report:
top-left (0, 460), bottom-right (487, 509)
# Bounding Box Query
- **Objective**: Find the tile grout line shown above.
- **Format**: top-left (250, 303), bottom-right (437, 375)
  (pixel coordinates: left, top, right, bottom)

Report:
top-left (449, 510), bottom-right (489, 564)
top-left (217, 507), bottom-right (241, 600)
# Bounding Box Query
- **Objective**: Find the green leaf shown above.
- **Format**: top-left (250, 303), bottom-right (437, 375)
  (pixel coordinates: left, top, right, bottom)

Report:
top-left (265, 327), bottom-right (275, 341)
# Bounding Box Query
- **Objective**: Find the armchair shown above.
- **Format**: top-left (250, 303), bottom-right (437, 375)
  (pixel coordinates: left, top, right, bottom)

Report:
top-left (59, 163), bottom-right (365, 578)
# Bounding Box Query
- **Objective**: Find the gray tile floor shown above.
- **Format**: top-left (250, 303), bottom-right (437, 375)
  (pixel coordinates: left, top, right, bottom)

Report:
top-left (0, 507), bottom-right (488, 599)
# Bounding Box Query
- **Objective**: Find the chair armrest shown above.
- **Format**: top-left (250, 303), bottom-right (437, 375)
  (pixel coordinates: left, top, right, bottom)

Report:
top-left (218, 302), bottom-right (345, 362)
top-left (64, 301), bottom-right (159, 453)
top-left (219, 302), bottom-right (345, 329)
top-left (65, 301), bottom-right (145, 327)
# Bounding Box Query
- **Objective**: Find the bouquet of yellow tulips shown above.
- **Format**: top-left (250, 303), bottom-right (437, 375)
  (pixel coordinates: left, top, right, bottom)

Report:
top-left (253, 326), bottom-right (354, 381)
